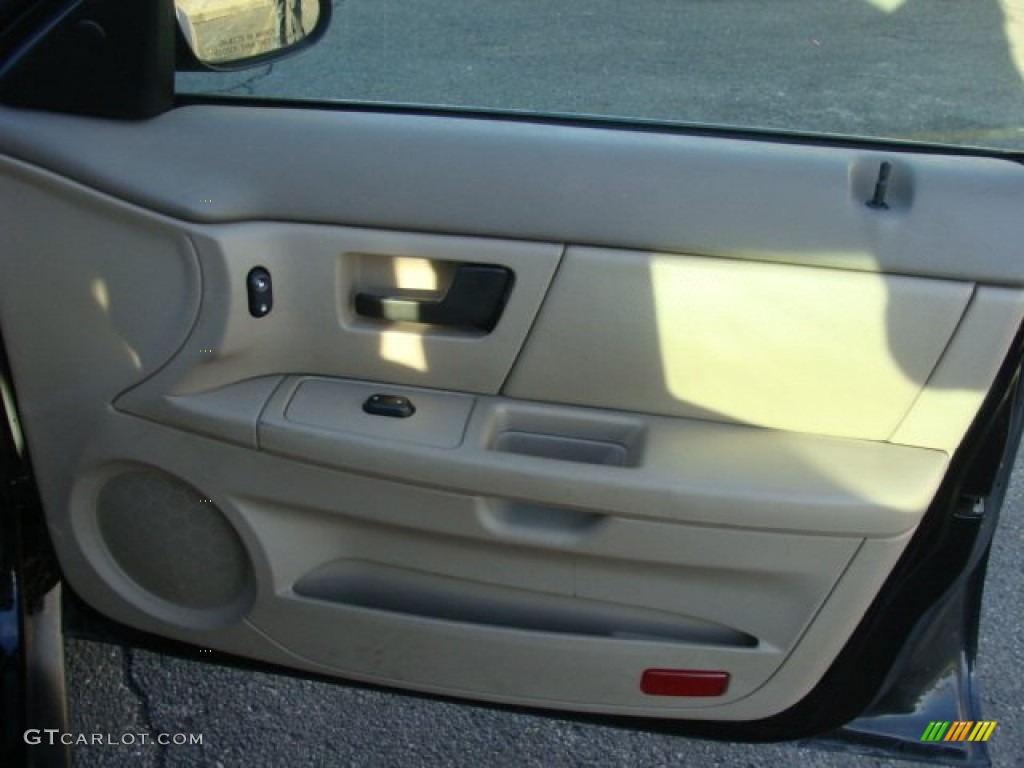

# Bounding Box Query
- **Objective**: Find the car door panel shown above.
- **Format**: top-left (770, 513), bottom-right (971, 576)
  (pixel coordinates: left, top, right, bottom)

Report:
top-left (255, 382), bottom-right (947, 537)
top-left (2, 102), bottom-right (1023, 722)
top-left (3, 106), bottom-right (1024, 284)
top-left (61, 410), bottom-right (893, 718)
top-left (144, 225), bottom-right (562, 395)
top-left (507, 245), bottom-right (980, 441)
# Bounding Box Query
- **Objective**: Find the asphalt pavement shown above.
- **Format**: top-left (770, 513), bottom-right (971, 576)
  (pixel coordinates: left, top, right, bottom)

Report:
top-left (65, 1), bottom-right (1024, 766)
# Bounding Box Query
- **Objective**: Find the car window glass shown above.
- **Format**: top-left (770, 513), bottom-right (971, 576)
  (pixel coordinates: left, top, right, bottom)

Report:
top-left (177, 0), bottom-right (1024, 152)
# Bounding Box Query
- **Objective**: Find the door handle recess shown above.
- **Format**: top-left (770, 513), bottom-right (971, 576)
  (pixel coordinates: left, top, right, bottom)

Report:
top-left (355, 264), bottom-right (513, 332)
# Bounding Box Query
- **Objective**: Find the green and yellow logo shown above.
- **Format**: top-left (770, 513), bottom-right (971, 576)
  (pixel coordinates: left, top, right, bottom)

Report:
top-left (921, 721), bottom-right (997, 742)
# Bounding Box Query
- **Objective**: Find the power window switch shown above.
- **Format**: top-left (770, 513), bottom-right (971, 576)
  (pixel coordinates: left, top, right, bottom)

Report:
top-left (362, 394), bottom-right (415, 419)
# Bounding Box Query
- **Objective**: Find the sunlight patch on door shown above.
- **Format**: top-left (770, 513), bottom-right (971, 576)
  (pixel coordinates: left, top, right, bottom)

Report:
top-left (648, 255), bottom-right (968, 441)
top-left (393, 256), bottom-right (441, 291)
top-left (373, 256), bottom-right (439, 372)
top-left (90, 277), bottom-right (143, 370)
top-left (379, 329), bottom-right (428, 372)
top-left (91, 277), bottom-right (110, 313)
top-left (1000, 0), bottom-right (1024, 79)
top-left (864, 0), bottom-right (907, 13)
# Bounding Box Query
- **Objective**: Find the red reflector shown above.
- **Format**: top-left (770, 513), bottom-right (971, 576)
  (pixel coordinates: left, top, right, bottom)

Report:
top-left (640, 669), bottom-right (730, 697)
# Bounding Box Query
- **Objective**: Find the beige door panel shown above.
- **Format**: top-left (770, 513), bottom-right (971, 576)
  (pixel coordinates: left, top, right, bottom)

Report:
top-left (891, 285), bottom-right (1024, 449)
top-left (256, 377), bottom-right (946, 538)
top-left (4, 105), bottom-right (1024, 286)
top-left (505, 245), bottom-right (1024, 449)
top-left (58, 410), bottom-right (887, 720)
top-left (123, 224), bottom-right (561, 402)
top-left (3, 101), bottom-right (1024, 722)
top-left (0, 156), bottom-right (201, 500)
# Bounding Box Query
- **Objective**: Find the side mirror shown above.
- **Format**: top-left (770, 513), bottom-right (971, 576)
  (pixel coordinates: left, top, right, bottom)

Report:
top-left (175, 0), bottom-right (331, 70)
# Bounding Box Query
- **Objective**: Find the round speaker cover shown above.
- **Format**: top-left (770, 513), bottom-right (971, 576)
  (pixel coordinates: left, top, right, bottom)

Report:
top-left (97, 470), bottom-right (251, 611)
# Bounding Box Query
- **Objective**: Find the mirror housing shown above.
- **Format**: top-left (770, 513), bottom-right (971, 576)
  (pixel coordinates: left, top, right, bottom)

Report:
top-left (0, 0), bottom-right (176, 119)
top-left (175, 0), bottom-right (330, 71)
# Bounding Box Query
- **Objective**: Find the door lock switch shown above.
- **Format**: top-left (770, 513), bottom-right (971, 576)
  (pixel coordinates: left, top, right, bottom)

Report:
top-left (246, 266), bottom-right (273, 318)
top-left (362, 394), bottom-right (416, 418)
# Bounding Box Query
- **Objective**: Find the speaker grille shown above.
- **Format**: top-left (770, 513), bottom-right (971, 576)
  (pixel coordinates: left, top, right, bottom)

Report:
top-left (97, 470), bottom-right (251, 611)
